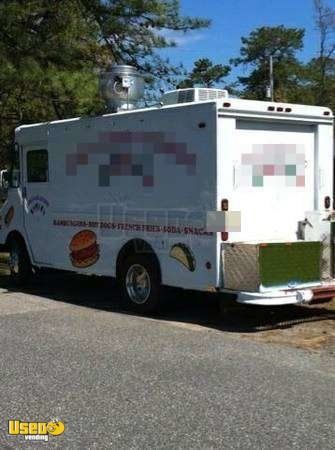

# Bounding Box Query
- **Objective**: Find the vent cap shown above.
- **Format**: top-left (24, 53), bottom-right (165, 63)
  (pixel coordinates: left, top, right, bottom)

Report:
top-left (100, 65), bottom-right (144, 112)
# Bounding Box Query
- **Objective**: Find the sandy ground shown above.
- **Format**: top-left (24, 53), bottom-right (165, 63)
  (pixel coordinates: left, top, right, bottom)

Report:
top-left (240, 299), bottom-right (335, 352)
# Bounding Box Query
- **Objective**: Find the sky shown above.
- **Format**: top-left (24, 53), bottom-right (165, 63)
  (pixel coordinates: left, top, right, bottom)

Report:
top-left (159, 0), bottom-right (335, 84)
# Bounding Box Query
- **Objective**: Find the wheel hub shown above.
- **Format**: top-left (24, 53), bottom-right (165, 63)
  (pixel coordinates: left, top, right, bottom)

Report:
top-left (126, 264), bottom-right (151, 304)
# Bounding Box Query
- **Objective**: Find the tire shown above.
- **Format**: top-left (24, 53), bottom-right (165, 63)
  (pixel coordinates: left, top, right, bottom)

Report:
top-left (118, 253), bottom-right (162, 313)
top-left (8, 238), bottom-right (32, 285)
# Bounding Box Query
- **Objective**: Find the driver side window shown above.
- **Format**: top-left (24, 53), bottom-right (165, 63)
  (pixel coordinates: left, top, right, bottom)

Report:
top-left (27, 149), bottom-right (49, 183)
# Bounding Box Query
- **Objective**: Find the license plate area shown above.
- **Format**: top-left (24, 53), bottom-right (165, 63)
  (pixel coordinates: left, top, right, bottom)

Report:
top-left (223, 241), bottom-right (321, 292)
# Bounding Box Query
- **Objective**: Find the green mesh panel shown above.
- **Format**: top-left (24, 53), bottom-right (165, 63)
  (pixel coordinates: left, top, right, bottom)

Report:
top-left (259, 242), bottom-right (321, 288)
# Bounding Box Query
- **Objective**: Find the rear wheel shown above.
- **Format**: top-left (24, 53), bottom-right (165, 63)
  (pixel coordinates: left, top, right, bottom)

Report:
top-left (118, 254), bottom-right (162, 313)
top-left (8, 238), bottom-right (32, 285)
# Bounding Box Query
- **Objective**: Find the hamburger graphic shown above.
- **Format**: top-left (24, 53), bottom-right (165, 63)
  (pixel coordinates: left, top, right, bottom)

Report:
top-left (69, 230), bottom-right (99, 268)
top-left (4, 206), bottom-right (14, 227)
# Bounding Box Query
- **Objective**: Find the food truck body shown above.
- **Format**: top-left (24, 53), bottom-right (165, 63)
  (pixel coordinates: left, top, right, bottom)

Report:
top-left (0, 85), bottom-right (334, 312)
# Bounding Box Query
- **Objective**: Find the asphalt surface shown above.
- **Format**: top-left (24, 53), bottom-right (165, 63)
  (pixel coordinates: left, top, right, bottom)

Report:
top-left (0, 273), bottom-right (334, 449)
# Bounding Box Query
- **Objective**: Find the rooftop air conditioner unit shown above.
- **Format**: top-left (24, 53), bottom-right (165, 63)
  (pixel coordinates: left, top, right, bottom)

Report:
top-left (161, 88), bottom-right (229, 106)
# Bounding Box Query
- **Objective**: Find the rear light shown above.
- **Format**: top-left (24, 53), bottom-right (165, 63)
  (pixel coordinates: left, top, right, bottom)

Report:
top-left (268, 106), bottom-right (275, 111)
top-left (223, 102), bottom-right (231, 108)
top-left (221, 198), bottom-right (229, 211)
top-left (221, 199), bottom-right (229, 241)
top-left (285, 108), bottom-right (292, 113)
top-left (221, 232), bottom-right (229, 241)
top-left (277, 107), bottom-right (283, 112)
top-left (324, 111), bottom-right (330, 116)
top-left (325, 196), bottom-right (331, 209)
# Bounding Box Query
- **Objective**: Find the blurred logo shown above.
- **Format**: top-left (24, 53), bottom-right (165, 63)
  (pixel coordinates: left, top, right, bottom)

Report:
top-left (8, 419), bottom-right (65, 442)
top-left (28, 195), bottom-right (49, 216)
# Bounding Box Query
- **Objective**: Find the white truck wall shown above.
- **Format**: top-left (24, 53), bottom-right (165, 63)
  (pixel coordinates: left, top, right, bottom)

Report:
top-left (315, 124), bottom-right (334, 211)
top-left (15, 103), bottom-right (219, 291)
top-left (217, 116), bottom-right (333, 244)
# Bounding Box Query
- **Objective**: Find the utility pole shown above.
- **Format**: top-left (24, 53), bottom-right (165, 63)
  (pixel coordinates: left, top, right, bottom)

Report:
top-left (266, 55), bottom-right (274, 101)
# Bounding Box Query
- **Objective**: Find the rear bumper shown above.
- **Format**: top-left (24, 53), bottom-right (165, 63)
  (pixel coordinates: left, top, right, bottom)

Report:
top-left (220, 282), bottom-right (335, 306)
top-left (235, 289), bottom-right (314, 306)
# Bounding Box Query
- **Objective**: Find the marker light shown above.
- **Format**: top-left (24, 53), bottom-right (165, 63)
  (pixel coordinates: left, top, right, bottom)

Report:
top-left (221, 232), bottom-right (229, 241)
top-left (221, 199), bottom-right (229, 241)
top-left (221, 199), bottom-right (229, 211)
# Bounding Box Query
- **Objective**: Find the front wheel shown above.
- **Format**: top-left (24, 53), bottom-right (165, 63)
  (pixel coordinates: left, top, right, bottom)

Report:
top-left (118, 254), bottom-right (162, 313)
top-left (8, 238), bottom-right (32, 285)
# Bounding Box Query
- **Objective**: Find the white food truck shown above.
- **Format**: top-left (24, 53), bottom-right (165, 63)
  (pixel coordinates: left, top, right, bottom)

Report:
top-left (0, 65), bottom-right (334, 312)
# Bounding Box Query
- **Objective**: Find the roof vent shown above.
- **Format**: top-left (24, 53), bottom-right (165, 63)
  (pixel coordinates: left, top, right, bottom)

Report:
top-left (161, 88), bottom-right (229, 106)
top-left (100, 65), bottom-right (145, 113)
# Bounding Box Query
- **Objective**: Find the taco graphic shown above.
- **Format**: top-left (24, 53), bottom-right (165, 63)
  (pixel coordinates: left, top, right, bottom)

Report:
top-left (69, 230), bottom-right (99, 268)
top-left (170, 243), bottom-right (196, 272)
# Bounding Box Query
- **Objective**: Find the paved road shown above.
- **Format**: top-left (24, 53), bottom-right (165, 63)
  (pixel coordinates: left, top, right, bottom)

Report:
top-left (0, 274), bottom-right (334, 449)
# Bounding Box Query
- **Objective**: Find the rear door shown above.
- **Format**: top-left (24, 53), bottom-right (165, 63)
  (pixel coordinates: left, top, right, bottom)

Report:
top-left (222, 119), bottom-right (315, 242)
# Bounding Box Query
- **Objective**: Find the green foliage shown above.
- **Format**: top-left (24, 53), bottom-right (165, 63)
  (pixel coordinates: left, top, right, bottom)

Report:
top-left (1, 0), bottom-right (335, 169)
top-left (232, 1), bottom-right (335, 111)
top-left (0, 0), bottom-right (209, 165)
top-left (307, 0), bottom-right (335, 109)
top-left (296, 57), bottom-right (335, 111)
top-left (177, 58), bottom-right (230, 88)
top-left (231, 26), bottom-right (305, 101)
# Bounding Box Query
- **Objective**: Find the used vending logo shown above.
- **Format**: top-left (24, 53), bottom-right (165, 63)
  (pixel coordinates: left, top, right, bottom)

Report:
top-left (8, 419), bottom-right (65, 442)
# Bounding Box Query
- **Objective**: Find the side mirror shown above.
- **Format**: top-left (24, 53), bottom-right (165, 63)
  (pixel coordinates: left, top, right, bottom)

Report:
top-left (0, 169), bottom-right (9, 191)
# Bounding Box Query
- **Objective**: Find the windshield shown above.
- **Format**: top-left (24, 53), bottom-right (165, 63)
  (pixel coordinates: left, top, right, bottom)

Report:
top-left (9, 145), bottom-right (20, 188)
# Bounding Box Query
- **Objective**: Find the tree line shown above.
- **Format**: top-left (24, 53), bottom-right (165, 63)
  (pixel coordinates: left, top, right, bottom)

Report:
top-left (0, 0), bottom-right (334, 166)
